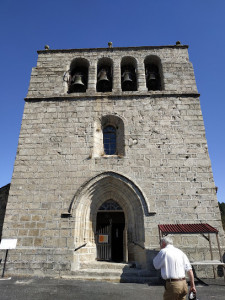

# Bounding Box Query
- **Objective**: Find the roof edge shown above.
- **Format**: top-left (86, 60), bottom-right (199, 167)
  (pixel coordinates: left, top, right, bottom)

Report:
top-left (37, 45), bottom-right (189, 54)
top-left (158, 223), bottom-right (219, 234)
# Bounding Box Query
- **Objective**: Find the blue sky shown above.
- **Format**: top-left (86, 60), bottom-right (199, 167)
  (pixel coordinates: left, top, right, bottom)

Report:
top-left (0, 0), bottom-right (225, 203)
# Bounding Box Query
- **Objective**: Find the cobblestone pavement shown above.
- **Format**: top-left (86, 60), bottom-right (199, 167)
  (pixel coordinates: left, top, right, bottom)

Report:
top-left (0, 277), bottom-right (224, 300)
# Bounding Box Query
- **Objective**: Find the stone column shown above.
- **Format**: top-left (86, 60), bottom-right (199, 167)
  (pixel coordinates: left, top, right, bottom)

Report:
top-left (112, 58), bottom-right (122, 93)
top-left (87, 60), bottom-right (97, 93)
top-left (137, 60), bottom-right (147, 92)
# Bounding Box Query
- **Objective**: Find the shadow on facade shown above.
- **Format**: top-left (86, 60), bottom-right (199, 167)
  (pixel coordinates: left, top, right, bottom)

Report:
top-left (119, 249), bottom-right (161, 283)
top-left (217, 252), bottom-right (225, 277)
top-left (0, 184), bottom-right (10, 241)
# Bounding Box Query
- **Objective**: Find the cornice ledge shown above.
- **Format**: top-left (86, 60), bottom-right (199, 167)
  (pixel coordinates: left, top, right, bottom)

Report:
top-left (25, 92), bottom-right (200, 102)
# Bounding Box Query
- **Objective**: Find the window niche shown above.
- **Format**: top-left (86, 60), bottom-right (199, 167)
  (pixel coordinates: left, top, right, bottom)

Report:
top-left (121, 56), bottom-right (137, 91)
top-left (68, 58), bottom-right (89, 93)
top-left (144, 55), bottom-right (163, 91)
top-left (96, 58), bottom-right (113, 92)
top-left (92, 115), bottom-right (125, 158)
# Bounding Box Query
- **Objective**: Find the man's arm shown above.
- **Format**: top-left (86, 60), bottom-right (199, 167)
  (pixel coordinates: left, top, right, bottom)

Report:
top-left (187, 269), bottom-right (196, 293)
top-left (153, 250), bottom-right (164, 270)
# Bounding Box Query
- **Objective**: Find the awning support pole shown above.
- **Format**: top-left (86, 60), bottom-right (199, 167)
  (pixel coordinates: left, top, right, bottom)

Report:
top-left (208, 233), bottom-right (216, 278)
top-left (1, 249), bottom-right (8, 278)
top-left (216, 233), bottom-right (225, 282)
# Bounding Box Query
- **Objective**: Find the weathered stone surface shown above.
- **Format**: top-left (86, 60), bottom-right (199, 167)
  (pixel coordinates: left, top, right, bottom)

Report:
top-left (1, 45), bottom-right (224, 278)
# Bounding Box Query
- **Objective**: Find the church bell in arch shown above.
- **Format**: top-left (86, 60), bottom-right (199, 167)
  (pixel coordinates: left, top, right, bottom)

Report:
top-left (121, 66), bottom-right (136, 91)
top-left (97, 67), bottom-right (112, 92)
top-left (69, 69), bottom-right (87, 93)
top-left (145, 64), bottom-right (160, 91)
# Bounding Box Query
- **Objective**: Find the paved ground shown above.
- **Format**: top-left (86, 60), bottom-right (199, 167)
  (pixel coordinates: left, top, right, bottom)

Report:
top-left (0, 276), bottom-right (224, 300)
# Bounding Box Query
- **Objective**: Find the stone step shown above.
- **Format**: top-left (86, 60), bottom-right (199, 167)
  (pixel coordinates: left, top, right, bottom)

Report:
top-left (63, 270), bottom-right (158, 283)
top-left (80, 261), bottom-right (136, 271)
top-left (73, 268), bottom-right (140, 277)
top-left (68, 261), bottom-right (158, 283)
top-left (68, 261), bottom-right (159, 283)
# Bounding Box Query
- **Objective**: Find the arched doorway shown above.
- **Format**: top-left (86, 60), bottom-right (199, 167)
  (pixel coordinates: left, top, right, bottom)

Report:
top-left (96, 200), bottom-right (125, 262)
top-left (71, 172), bottom-right (149, 270)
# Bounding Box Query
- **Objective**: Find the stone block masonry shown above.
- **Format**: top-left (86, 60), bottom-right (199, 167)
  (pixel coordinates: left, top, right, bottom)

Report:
top-left (1, 44), bottom-right (224, 278)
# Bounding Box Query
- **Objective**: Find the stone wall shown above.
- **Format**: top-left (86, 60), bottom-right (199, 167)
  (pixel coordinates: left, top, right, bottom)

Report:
top-left (1, 45), bottom-right (224, 277)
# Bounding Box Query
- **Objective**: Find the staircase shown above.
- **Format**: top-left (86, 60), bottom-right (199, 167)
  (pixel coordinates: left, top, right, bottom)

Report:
top-left (62, 261), bottom-right (158, 283)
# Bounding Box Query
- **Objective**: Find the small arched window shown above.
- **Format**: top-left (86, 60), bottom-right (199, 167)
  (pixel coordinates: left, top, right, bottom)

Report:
top-left (103, 125), bottom-right (116, 155)
top-left (92, 115), bottom-right (125, 158)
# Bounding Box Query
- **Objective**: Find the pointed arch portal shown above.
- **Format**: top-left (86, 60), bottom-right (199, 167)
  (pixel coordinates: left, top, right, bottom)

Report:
top-left (71, 172), bottom-right (151, 266)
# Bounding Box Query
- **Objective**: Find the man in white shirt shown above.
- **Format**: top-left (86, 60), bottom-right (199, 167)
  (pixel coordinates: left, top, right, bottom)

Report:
top-left (153, 236), bottom-right (196, 300)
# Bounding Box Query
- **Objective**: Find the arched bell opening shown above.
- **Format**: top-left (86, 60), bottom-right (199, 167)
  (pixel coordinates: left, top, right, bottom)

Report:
top-left (121, 56), bottom-right (137, 91)
top-left (68, 58), bottom-right (89, 93)
top-left (96, 58), bottom-right (113, 92)
top-left (144, 55), bottom-right (163, 91)
top-left (96, 200), bottom-right (125, 262)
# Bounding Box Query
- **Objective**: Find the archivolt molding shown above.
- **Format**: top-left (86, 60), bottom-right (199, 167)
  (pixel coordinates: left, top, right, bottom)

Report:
top-left (68, 171), bottom-right (153, 216)
top-left (70, 171), bottom-right (150, 245)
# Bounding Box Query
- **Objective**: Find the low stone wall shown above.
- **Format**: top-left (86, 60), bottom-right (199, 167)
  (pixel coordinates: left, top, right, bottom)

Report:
top-left (0, 248), bottom-right (73, 277)
top-left (0, 184), bottom-right (10, 240)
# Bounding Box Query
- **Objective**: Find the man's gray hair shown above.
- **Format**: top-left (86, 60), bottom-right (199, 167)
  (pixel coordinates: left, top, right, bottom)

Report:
top-left (161, 236), bottom-right (173, 246)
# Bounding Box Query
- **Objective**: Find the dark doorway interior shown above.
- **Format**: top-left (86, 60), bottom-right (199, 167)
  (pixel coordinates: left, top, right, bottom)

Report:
top-left (96, 212), bottom-right (125, 262)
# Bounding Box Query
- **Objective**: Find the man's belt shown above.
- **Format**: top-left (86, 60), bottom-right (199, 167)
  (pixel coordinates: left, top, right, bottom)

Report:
top-left (166, 278), bottom-right (186, 282)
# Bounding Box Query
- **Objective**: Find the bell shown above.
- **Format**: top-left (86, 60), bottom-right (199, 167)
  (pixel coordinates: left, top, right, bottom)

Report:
top-left (148, 72), bottom-right (157, 81)
top-left (147, 71), bottom-right (158, 91)
top-left (97, 68), bottom-right (111, 92)
top-left (122, 70), bottom-right (135, 91)
top-left (122, 71), bottom-right (133, 83)
top-left (72, 74), bottom-right (85, 86)
top-left (98, 69), bottom-right (110, 83)
top-left (69, 73), bottom-right (86, 93)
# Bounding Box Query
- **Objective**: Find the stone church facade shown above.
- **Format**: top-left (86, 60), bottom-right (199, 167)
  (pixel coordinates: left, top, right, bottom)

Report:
top-left (1, 43), bottom-right (224, 278)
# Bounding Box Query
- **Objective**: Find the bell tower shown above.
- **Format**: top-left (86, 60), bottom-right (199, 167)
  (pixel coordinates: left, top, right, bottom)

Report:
top-left (1, 42), bottom-right (224, 278)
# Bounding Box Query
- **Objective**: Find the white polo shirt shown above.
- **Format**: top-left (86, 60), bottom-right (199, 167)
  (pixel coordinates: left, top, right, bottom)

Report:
top-left (153, 244), bottom-right (192, 280)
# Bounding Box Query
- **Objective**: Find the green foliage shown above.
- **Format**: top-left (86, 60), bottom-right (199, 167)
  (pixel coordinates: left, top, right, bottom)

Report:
top-left (218, 202), bottom-right (225, 230)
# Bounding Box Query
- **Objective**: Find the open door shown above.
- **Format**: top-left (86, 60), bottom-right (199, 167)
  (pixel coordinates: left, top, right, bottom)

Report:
top-left (96, 201), bottom-right (125, 262)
